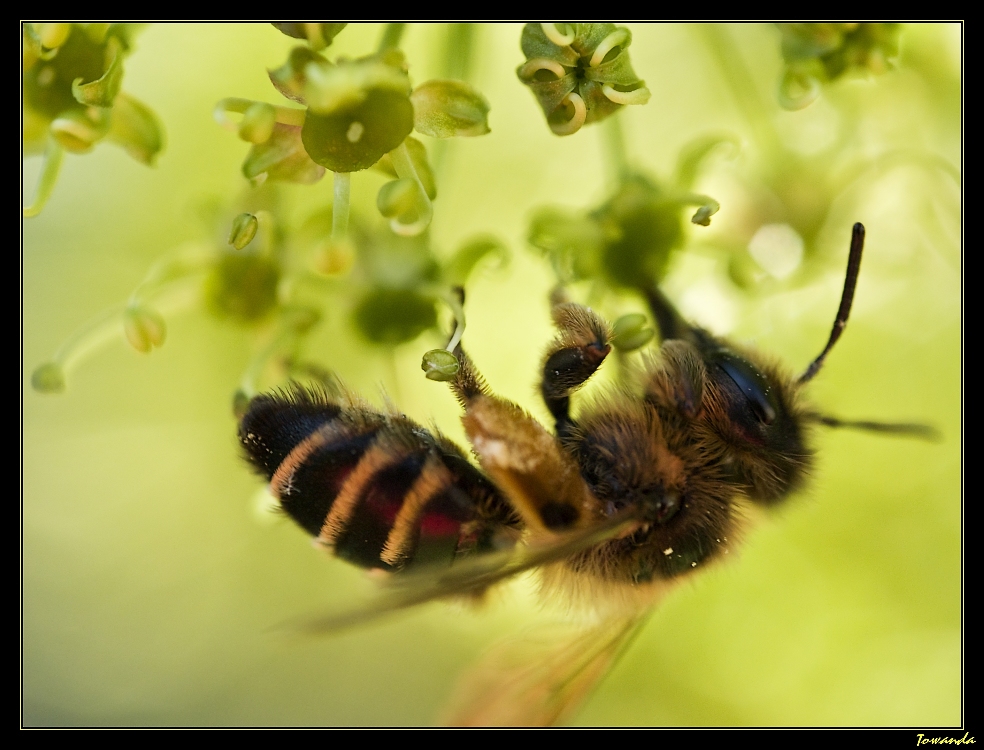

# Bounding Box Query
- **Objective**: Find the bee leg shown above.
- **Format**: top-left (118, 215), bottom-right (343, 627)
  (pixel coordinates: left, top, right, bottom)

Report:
top-left (645, 339), bottom-right (707, 420)
top-left (541, 300), bottom-right (612, 438)
top-left (447, 345), bottom-right (603, 534)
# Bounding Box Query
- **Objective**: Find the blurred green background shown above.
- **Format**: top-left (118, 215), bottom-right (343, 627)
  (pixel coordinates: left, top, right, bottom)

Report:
top-left (22, 23), bottom-right (960, 726)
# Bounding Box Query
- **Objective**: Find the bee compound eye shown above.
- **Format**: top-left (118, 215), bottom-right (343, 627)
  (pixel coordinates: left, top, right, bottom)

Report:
top-left (713, 351), bottom-right (778, 426)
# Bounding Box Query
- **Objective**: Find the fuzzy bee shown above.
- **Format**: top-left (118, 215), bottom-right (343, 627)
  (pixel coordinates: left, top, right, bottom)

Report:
top-left (238, 223), bottom-right (933, 725)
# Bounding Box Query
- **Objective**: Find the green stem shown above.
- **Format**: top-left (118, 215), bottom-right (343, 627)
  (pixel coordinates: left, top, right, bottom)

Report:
top-left (695, 24), bottom-right (781, 158)
top-left (602, 114), bottom-right (630, 185)
top-left (377, 23), bottom-right (406, 53)
top-left (331, 171), bottom-right (351, 242)
top-left (23, 139), bottom-right (64, 218)
top-left (128, 244), bottom-right (213, 307)
top-left (431, 23), bottom-right (477, 179)
top-left (213, 98), bottom-right (305, 130)
top-left (388, 142), bottom-right (433, 236)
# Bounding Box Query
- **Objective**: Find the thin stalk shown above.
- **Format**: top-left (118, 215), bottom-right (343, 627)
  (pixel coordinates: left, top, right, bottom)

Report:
top-left (213, 98), bottom-right (305, 130)
top-left (695, 24), bottom-right (781, 158)
top-left (388, 142), bottom-right (433, 236)
top-left (602, 114), bottom-right (631, 186)
top-left (377, 23), bottom-right (406, 53)
top-left (431, 23), bottom-right (477, 179)
top-left (23, 139), bottom-right (64, 218)
top-left (331, 171), bottom-right (351, 242)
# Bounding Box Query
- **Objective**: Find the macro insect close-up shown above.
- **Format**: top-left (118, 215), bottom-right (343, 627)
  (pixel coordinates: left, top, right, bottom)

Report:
top-left (23, 24), bottom-right (960, 727)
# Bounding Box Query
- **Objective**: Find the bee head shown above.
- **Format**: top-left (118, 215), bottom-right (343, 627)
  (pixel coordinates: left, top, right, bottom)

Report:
top-left (696, 334), bottom-right (813, 503)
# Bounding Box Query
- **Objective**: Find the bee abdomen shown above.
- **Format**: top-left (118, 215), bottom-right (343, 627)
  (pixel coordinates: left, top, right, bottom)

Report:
top-left (238, 386), bottom-right (518, 571)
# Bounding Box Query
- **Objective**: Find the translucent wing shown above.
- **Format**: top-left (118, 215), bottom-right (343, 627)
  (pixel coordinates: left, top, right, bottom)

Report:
top-left (440, 611), bottom-right (652, 727)
top-left (286, 511), bottom-right (641, 634)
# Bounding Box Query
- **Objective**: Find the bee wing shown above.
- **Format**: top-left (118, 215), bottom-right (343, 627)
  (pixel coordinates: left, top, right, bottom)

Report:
top-left (440, 611), bottom-right (652, 727)
top-left (288, 511), bottom-right (640, 634)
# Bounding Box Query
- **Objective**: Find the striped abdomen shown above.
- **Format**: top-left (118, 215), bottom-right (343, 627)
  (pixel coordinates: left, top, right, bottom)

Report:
top-left (238, 386), bottom-right (522, 571)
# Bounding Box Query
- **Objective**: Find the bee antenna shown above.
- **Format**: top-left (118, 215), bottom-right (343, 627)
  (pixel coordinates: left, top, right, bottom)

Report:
top-left (798, 222), bottom-right (866, 385)
top-left (809, 414), bottom-right (942, 442)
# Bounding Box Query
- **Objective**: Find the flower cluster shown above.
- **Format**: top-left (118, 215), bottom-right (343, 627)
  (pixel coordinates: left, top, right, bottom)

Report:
top-left (517, 23), bottom-right (650, 136)
top-left (22, 23), bottom-right (164, 216)
top-left (776, 23), bottom-right (902, 109)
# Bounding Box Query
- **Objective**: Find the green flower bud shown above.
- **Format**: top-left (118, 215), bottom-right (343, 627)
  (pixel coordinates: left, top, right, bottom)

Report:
top-left (50, 107), bottom-right (110, 153)
top-left (374, 136), bottom-right (436, 200)
top-left (229, 213), bottom-right (259, 250)
top-left (611, 313), bottom-right (654, 352)
top-left (300, 56), bottom-right (414, 172)
top-left (123, 305), bottom-right (167, 353)
top-left (421, 349), bottom-right (460, 381)
top-left (241, 123), bottom-right (326, 185)
top-left (37, 23), bottom-right (72, 51)
top-left (517, 23), bottom-right (650, 136)
top-left (353, 288), bottom-right (437, 345)
top-left (410, 79), bottom-right (491, 138)
top-left (272, 23), bottom-right (347, 51)
top-left (268, 46), bottom-right (330, 103)
top-left (237, 102), bottom-right (276, 144)
top-left (31, 362), bottom-right (66, 394)
top-left (376, 178), bottom-right (418, 218)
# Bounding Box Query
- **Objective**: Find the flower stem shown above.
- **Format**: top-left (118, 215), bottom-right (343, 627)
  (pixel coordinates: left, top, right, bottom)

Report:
top-left (331, 172), bottom-right (351, 242)
top-left (388, 142), bottom-right (433, 236)
top-left (432, 23), bottom-right (477, 179)
top-left (23, 139), bottom-right (64, 218)
top-left (377, 23), bottom-right (406, 53)
top-left (213, 98), bottom-right (305, 130)
top-left (602, 114), bottom-right (631, 186)
top-left (695, 24), bottom-right (781, 158)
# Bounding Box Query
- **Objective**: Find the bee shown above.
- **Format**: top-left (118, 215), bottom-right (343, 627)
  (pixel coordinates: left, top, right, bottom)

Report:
top-left (238, 222), bottom-right (934, 725)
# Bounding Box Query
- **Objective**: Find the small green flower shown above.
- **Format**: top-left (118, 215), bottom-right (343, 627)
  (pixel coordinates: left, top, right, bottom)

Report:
top-left (777, 23), bottom-right (902, 110)
top-left (22, 23), bottom-right (165, 217)
top-left (301, 51), bottom-right (415, 173)
top-left (421, 349), bottom-right (460, 381)
top-left (530, 173), bottom-right (718, 290)
top-left (517, 23), bottom-right (650, 136)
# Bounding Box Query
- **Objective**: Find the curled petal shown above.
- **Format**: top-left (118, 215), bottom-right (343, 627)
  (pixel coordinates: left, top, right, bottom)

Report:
top-left (589, 28), bottom-right (630, 67)
top-left (540, 23), bottom-right (575, 47)
top-left (548, 92), bottom-right (586, 136)
top-left (601, 83), bottom-right (651, 106)
top-left (71, 36), bottom-right (124, 107)
top-left (517, 57), bottom-right (568, 82)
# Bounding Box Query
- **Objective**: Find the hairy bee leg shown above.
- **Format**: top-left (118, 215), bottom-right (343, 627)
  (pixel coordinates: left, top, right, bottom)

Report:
top-left (540, 301), bottom-right (613, 437)
top-left (448, 346), bottom-right (604, 534)
top-left (644, 339), bottom-right (707, 419)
